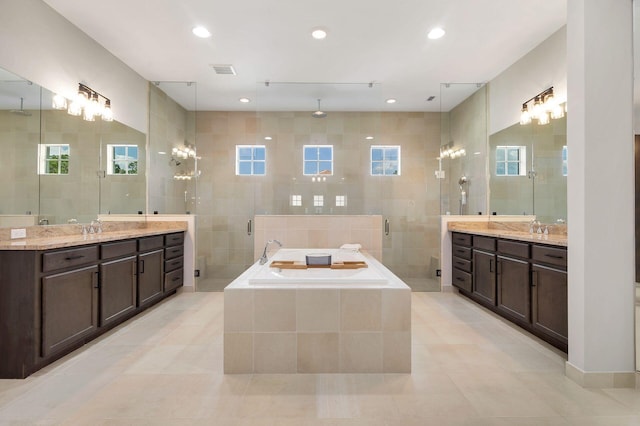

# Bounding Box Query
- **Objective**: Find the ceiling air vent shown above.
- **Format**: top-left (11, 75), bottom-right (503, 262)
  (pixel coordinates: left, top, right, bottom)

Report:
top-left (210, 64), bottom-right (237, 75)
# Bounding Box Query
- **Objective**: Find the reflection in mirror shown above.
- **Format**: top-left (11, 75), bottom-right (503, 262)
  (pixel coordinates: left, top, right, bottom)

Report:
top-left (488, 113), bottom-right (567, 222)
top-left (0, 69), bottom-right (40, 226)
top-left (439, 83), bottom-right (488, 215)
top-left (148, 82), bottom-right (197, 215)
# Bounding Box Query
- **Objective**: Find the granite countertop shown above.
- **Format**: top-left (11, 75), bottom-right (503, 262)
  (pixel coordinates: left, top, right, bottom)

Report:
top-left (0, 221), bottom-right (188, 251)
top-left (448, 222), bottom-right (567, 247)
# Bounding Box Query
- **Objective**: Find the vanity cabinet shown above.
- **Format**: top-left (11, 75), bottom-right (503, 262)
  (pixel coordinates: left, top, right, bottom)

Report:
top-left (138, 236), bottom-right (165, 307)
top-left (100, 240), bottom-right (137, 327)
top-left (451, 232), bottom-right (567, 352)
top-left (496, 240), bottom-right (531, 326)
top-left (163, 232), bottom-right (184, 293)
top-left (0, 230), bottom-right (186, 379)
top-left (472, 236), bottom-right (497, 307)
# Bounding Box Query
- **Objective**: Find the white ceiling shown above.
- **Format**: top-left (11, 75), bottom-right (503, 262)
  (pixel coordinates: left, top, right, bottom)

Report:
top-left (42, 0), bottom-right (566, 112)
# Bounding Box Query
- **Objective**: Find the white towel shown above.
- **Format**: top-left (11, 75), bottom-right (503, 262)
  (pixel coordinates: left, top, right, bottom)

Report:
top-left (340, 243), bottom-right (362, 252)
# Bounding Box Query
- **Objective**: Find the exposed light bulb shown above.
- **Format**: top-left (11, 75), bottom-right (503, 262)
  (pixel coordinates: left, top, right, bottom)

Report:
top-left (52, 93), bottom-right (67, 110)
top-left (102, 100), bottom-right (113, 121)
top-left (531, 96), bottom-right (542, 119)
top-left (537, 111), bottom-right (550, 125)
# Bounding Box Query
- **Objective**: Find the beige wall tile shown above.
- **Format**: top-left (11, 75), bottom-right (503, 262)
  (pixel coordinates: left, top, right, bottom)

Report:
top-left (340, 332), bottom-right (383, 373)
top-left (341, 289), bottom-right (382, 332)
top-left (296, 289), bottom-right (340, 332)
top-left (383, 331), bottom-right (411, 373)
top-left (254, 289), bottom-right (296, 332)
top-left (224, 332), bottom-right (253, 373)
top-left (224, 289), bottom-right (254, 332)
top-left (253, 332), bottom-right (297, 373)
top-left (297, 332), bottom-right (339, 373)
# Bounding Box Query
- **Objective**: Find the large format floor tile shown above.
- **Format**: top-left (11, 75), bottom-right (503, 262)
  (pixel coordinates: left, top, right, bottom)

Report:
top-left (1, 291), bottom-right (639, 425)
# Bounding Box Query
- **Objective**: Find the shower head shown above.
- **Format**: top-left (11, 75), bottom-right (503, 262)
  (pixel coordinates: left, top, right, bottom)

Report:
top-left (10, 97), bottom-right (32, 116)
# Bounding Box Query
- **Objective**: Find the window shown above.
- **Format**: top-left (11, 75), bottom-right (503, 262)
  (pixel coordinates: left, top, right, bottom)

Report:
top-left (562, 145), bottom-right (568, 176)
top-left (371, 146), bottom-right (401, 176)
top-left (313, 195), bottom-right (324, 207)
top-left (335, 195), bottom-right (346, 207)
top-left (303, 145), bottom-right (333, 176)
top-left (107, 144), bottom-right (138, 175)
top-left (236, 145), bottom-right (266, 176)
top-left (38, 144), bottom-right (69, 175)
top-left (495, 146), bottom-right (526, 176)
top-left (291, 195), bottom-right (302, 206)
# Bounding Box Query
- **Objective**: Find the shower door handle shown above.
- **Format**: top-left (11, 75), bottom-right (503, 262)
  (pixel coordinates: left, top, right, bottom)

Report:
top-left (247, 219), bottom-right (252, 236)
top-left (384, 219), bottom-right (390, 236)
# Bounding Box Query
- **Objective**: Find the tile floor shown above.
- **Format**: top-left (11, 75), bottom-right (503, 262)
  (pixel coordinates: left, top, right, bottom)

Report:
top-left (1, 291), bottom-right (640, 425)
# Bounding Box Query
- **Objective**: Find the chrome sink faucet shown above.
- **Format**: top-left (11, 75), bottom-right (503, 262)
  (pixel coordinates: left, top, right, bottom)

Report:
top-left (89, 218), bottom-right (103, 234)
top-left (259, 239), bottom-right (282, 265)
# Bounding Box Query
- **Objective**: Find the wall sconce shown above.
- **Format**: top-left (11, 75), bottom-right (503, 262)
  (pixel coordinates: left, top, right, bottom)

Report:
top-left (520, 86), bottom-right (564, 125)
top-left (53, 83), bottom-right (113, 122)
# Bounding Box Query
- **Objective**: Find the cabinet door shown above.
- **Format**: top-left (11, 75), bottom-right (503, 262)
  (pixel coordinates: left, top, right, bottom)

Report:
top-left (473, 250), bottom-right (496, 306)
top-left (138, 250), bottom-right (163, 307)
top-left (42, 265), bottom-right (98, 358)
top-left (531, 264), bottom-right (568, 347)
top-left (100, 256), bottom-right (137, 327)
top-left (497, 256), bottom-right (530, 324)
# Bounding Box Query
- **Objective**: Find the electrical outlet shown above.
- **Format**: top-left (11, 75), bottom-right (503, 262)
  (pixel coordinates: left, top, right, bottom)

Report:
top-left (436, 269), bottom-right (441, 277)
top-left (194, 269), bottom-right (200, 277)
top-left (11, 228), bottom-right (26, 239)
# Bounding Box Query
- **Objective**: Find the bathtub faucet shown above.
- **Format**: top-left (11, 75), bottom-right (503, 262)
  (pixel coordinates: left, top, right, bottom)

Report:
top-left (259, 239), bottom-right (282, 265)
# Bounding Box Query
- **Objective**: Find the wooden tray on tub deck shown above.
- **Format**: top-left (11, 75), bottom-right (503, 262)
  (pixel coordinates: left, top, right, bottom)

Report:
top-left (269, 260), bottom-right (368, 269)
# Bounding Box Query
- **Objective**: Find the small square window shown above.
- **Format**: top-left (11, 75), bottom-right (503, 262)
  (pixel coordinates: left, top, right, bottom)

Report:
top-left (291, 195), bottom-right (302, 206)
top-left (107, 144), bottom-right (138, 175)
top-left (562, 145), bottom-right (568, 177)
top-left (495, 146), bottom-right (526, 176)
top-left (38, 144), bottom-right (70, 175)
top-left (335, 195), bottom-right (346, 207)
top-left (303, 145), bottom-right (333, 176)
top-left (236, 145), bottom-right (266, 176)
top-left (371, 146), bottom-right (401, 176)
top-left (313, 195), bottom-right (324, 207)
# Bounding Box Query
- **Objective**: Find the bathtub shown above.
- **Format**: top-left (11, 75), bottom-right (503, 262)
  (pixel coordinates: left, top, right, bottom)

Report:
top-left (248, 248), bottom-right (388, 286)
top-left (224, 248), bottom-right (411, 374)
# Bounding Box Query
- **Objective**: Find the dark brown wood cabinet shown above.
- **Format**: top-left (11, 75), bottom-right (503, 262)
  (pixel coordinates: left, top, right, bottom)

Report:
top-left (41, 265), bottom-right (99, 358)
top-left (163, 232), bottom-right (184, 292)
top-left (451, 231), bottom-right (567, 352)
top-left (0, 230), bottom-right (186, 379)
top-left (138, 249), bottom-right (164, 306)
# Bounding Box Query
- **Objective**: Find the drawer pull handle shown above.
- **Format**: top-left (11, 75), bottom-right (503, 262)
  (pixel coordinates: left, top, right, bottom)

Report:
top-left (65, 255), bottom-right (85, 260)
top-left (172, 277), bottom-right (181, 282)
top-left (456, 277), bottom-right (464, 281)
top-left (456, 261), bottom-right (464, 266)
top-left (544, 254), bottom-right (564, 259)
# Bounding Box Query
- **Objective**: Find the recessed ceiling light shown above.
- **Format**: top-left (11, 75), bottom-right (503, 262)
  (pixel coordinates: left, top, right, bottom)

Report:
top-left (264, 136), bottom-right (273, 141)
top-left (428, 27), bottom-right (445, 40)
top-left (386, 98), bottom-right (397, 104)
top-left (365, 136), bottom-right (374, 140)
top-left (192, 26), bottom-right (211, 38)
top-left (311, 28), bottom-right (327, 40)
top-left (239, 97), bottom-right (251, 103)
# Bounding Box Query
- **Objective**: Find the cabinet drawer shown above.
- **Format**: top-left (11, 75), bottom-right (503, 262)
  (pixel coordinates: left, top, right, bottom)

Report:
top-left (101, 240), bottom-right (137, 260)
top-left (165, 256), bottom-right (183, 273)
top-left (165, 232), bottom-right (184, 246)
top-left (452, 232), bottom-right (472, 247)
top-left (165, 245), bottom-right (184, 260)
top-left (452, 245), bottom-right (472, 260)
top-left (473, 236), bottom-right (496, 251)
top-left (138, 236), bottom-right (164, 252)
top-left (42, 246), bottom-right (99, 273)
top-left (452, 256), bottom-right (472, 273)
top-left (532, 245), bottom-right (567, 268)
top-left (164, 268), bottom-right (183, 292)
top-left (452, 268), bottom-right (472, 292)
top-left (498, 239), bottom-right (529, 259)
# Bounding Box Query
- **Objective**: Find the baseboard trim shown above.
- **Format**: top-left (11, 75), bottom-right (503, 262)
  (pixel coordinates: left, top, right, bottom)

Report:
top-left (565, 361), bottom-right (636, 388)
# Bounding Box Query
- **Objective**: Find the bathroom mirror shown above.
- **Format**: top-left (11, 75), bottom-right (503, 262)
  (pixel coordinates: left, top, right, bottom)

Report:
top-left (488, 114), bottom-right (567, 223)
top-left (0, 66), bottom-right (147, 226)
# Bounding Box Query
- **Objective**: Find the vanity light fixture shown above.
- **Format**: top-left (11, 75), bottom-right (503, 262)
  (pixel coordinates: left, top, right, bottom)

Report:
top-left (519, 86), bottom-right (564, 126)
top-left (172, 145), bottom-right (197, 160)
top-left (63, 83), bottom-right (113, 122)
